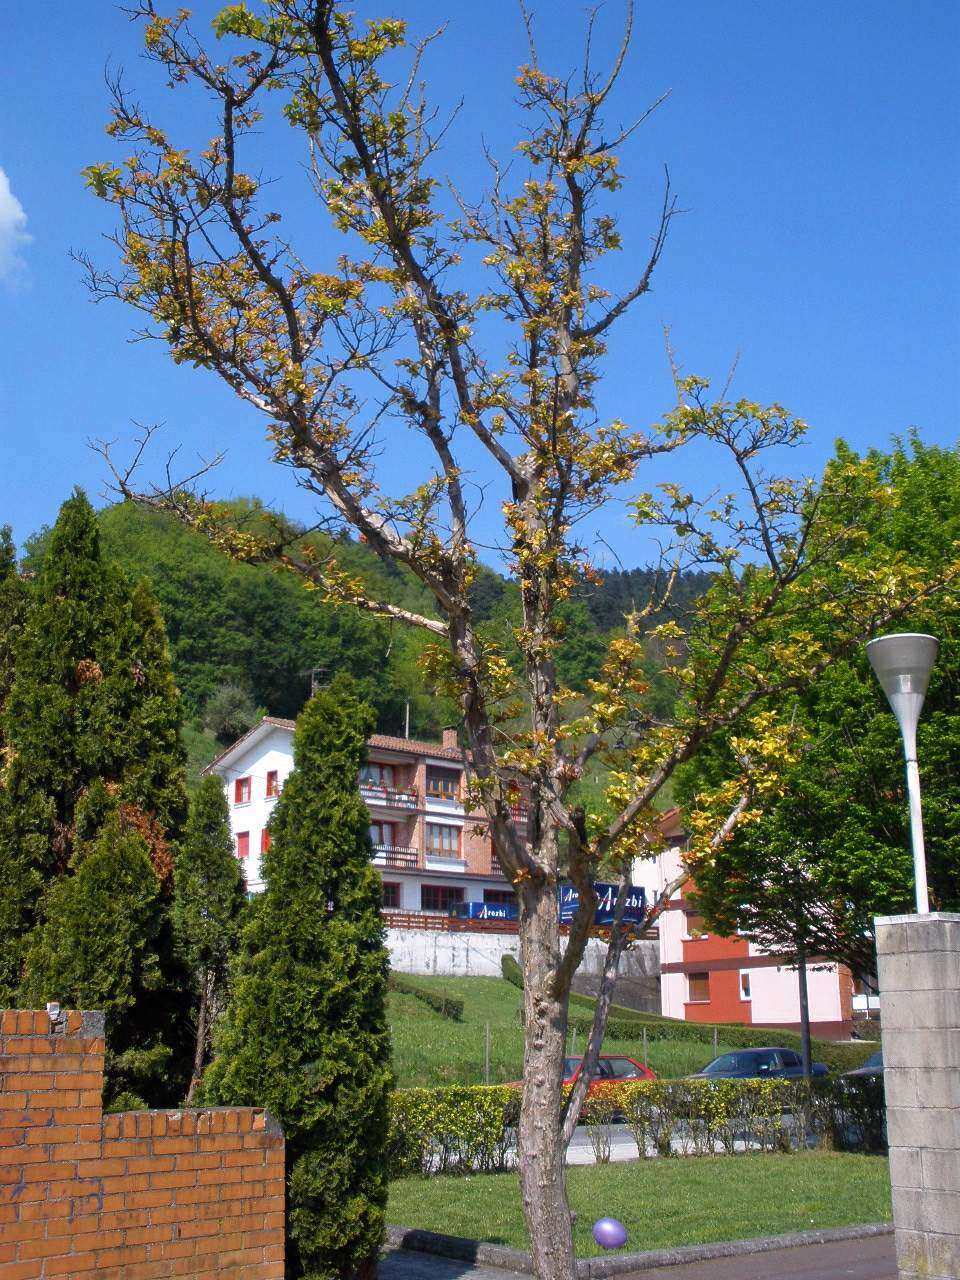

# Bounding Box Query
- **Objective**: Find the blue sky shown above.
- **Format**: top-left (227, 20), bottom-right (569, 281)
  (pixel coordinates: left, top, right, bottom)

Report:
top-left (1, 1), bottom-right (957, 566)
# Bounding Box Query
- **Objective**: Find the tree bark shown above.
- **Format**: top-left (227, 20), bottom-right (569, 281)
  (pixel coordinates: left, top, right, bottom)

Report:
top-left (186, 969), bottom-right (210, 1105)
top-left (797, 942), bottom-right (812, 1080)
top-left (518, 886), bottom-right (576, 1280)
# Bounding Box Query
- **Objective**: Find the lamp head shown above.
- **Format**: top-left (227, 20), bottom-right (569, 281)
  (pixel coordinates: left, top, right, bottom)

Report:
top-left (865, 632), bottom-right (939, 754)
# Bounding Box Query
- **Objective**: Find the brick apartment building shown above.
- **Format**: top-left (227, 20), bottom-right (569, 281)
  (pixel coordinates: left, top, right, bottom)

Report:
top-left (205, 717), bottom-right (519, 915)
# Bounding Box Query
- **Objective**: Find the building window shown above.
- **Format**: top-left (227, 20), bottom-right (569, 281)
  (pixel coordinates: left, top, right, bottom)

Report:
top-left (684, 912), bottom-right (708, 939)
top-left (421, 883), bottom-right (464, 912)
top-left (426, 766), bottom-right (461, 799)
top-left (361, 761), bottom-right (395, 790)
top-left (381, 882), bottom-right (401, 909)
top-left (236, 831), bottom-right (250, 861)
top-left (483, 889), bottom-right (517, 907)
top-left (266, 770), bottom-right (279, 798)
top-left (260, 829), bottom-right (271, 855)
top-left (687, 971), bottom-right (710, 1003)
top-left (234, 776), bottom-right (251, 805)
top-left (740, 971), bottom-right (752, 1001)
top-left (425, 823), bottom-right (460, 856)
top-left (369, 821), bottom-right (394, 848)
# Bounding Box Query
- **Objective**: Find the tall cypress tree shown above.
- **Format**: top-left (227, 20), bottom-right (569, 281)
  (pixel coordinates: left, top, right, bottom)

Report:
top-left (0, 526), bottom-right (28, 740)
top-left (0, 490), bottom-right (189, 1094)
top-left (20, 783), bottom-right (171, 1106)
top-left (173, 775), bottom-right (246, 1102)
top-left (204, 680), bottom-right (392, 1280)
top-left (0, 529), bottom-right (31, 1000)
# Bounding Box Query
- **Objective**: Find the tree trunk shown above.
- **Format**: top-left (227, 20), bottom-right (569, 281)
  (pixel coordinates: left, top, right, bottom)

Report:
top-left (186, 969), bottom-right (210, 1105)
top-left (797, 943), bottom-right (812, 1080)
top-left (518, 888), bottom-right (577, 1280)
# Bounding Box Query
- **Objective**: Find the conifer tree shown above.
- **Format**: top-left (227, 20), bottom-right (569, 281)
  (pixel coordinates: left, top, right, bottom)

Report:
top-left (0, 490), bottom-right (189, 1093)
top-left (20, 784), bottom-right (171, 1106)
top-left (173, 775), bottom-right (245, 1102)
top-left (204, 680), bottom-right (391, 1280)
top-left (0, 529), bottom-right (32, 1000)
top-left (0, 526), bottom-right (28, 742)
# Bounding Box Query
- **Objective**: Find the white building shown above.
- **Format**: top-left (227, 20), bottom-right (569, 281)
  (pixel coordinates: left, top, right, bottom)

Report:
top-left (204, 716), bottom-right (516, 912)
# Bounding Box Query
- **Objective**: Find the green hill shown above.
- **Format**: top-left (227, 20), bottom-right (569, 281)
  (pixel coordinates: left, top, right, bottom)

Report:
top-left (20, 498), bottom-right (711, 781)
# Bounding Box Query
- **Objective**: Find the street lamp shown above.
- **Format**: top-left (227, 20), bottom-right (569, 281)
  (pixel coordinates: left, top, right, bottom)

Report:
top-left (865, 632), bottom-right (939, 914)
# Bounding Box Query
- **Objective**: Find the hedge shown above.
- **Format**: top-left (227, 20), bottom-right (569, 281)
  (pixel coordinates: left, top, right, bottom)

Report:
top-left (501, 954), bottom-right (523, 989)
top-left (504, 954), bottom-right (876, 1073)
top-left (388, 1077), bottom-right (885, 1177)
top-left (388, 972), bottom-right (464, 1021)
top-left (389, 1085), bottom-right (520, 1177)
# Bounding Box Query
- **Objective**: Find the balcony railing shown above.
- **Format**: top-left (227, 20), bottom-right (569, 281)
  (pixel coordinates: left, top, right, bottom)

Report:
top-left (360, 783), bottom-right (418, 809)
top-left (371, 844), bottom-right (419, 870)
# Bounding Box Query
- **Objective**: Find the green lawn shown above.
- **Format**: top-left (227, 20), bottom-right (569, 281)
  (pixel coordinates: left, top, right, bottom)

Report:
top-left (388, 975), bottom-right (731, 1086)
top-left (388, 1153), bottom-right (892, 1255)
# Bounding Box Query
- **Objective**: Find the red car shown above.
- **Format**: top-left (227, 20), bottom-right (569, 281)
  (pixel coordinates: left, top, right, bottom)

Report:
top-left (564, 1055), bottom-right (656, 1091)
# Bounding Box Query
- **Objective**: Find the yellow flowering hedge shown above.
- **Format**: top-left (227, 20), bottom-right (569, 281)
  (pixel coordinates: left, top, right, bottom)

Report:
top-left (388, 1076), bottom-right (885, 1177)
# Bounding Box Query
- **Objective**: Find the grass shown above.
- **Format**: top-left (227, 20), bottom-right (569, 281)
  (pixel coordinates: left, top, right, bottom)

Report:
top-left (388, 975), bottom-right (735, 1087)
top-left (388, 1153), bottom-right (892, 1255)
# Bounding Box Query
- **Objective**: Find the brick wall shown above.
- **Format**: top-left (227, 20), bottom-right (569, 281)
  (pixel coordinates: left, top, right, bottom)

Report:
top-left (0, 1008), bottom-right (285, 1279)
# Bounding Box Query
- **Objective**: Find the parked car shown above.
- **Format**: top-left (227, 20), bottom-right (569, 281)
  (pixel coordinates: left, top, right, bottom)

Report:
top-left (508, 1055), bottom-right (656, 1093)
top-left (564, 1055), bottom-right (657, 1089)
top-left (842, 1050), bottom-right (883, 1079)
top-left (689, 1047), bottom-right (828, 1080)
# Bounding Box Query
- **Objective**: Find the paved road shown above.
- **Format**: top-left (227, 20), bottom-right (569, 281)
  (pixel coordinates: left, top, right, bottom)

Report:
top-left (618, 1235), bottom-right (897, 1279)
top-left (380, 1235), bottom-right (898, 1280)
top-left (566, 1123), bottom-right (638, 1164)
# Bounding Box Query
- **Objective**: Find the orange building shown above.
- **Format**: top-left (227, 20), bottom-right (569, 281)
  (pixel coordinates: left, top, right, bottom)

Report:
top-left (653, 810), bottom-right (857, 1040)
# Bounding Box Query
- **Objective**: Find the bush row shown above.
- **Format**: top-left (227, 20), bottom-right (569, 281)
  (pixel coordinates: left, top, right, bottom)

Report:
top-left (389, 1085), bottom-right (520, 1177)
top-left (583, 1076), bottom-right (886, 1160)
top-left (387, 1076), bottom-right (886, 1178)
top-left (388, 972), bottom-right (464, 1021)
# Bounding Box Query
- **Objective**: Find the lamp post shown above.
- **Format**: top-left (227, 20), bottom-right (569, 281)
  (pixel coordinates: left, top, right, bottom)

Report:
top-left (865, 632), bottom-right (939, 914)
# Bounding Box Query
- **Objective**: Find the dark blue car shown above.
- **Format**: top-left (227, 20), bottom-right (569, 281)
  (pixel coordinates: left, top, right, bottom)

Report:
top-left (689, 1047), bottom-right (828, 1080)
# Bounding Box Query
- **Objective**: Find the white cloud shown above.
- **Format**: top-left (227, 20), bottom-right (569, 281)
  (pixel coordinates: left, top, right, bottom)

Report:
top-left (0, 168), bottom-right (30, 282)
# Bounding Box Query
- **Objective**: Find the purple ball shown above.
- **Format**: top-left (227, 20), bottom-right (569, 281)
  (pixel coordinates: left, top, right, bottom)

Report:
top-left (592, 1217), bottom-right (628, 1250)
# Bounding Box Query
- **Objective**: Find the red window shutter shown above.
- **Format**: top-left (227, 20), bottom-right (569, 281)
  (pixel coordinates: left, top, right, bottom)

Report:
top-left (237, 831), bottom-right (250, 860)
top-left (261, 829), bottom-right (271, 855)
top-left (234, 779), bottom-right (243, 804)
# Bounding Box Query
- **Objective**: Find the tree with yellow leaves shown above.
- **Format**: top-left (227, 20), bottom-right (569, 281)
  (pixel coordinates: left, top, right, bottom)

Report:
top-left (81, 5), bottom-right (957, 1276)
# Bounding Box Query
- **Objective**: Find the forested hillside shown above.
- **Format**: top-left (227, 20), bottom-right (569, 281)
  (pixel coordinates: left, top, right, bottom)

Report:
top-left (21, 500), bottom-right (710, 776)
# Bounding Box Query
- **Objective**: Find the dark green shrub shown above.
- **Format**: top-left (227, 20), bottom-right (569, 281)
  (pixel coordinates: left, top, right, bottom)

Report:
top-left (501, 953), bottom-right (523, 990)
top-left (388, 972), bottom-right (464, 1021)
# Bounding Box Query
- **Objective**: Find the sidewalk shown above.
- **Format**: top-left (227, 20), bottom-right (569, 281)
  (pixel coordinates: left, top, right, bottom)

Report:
top-left (380, 1233), bottom-right (898, 1280)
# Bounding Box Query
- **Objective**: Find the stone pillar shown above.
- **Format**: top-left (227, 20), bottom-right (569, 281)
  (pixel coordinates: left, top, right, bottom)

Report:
top-left (874, 912), bottom-right (960, 1280)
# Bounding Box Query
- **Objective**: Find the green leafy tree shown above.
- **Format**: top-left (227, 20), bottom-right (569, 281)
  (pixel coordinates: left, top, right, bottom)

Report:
top-left (173, 775), bottom-right (246, 1101)
top-left (202, 680), bottom-right (264, 744)
top-left (20, 786), bottom-right (171, 1106)
top-left (679, 438), bottom-right (960, 988)
top-left (82, 8), bottom-right (959, 1276)
top-left (204, 680), bottom-right (391, 1280)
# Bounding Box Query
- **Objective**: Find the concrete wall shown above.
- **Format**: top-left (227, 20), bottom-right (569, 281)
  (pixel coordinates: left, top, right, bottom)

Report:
top-left (875, 912), bottom-right (960, 1280)
top-left (569, 939), bottom-right (661, 1013)
top-left (386, 927), bottom-right (661, 1010)
top-left (387, 926), bottom-right (521, 977)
